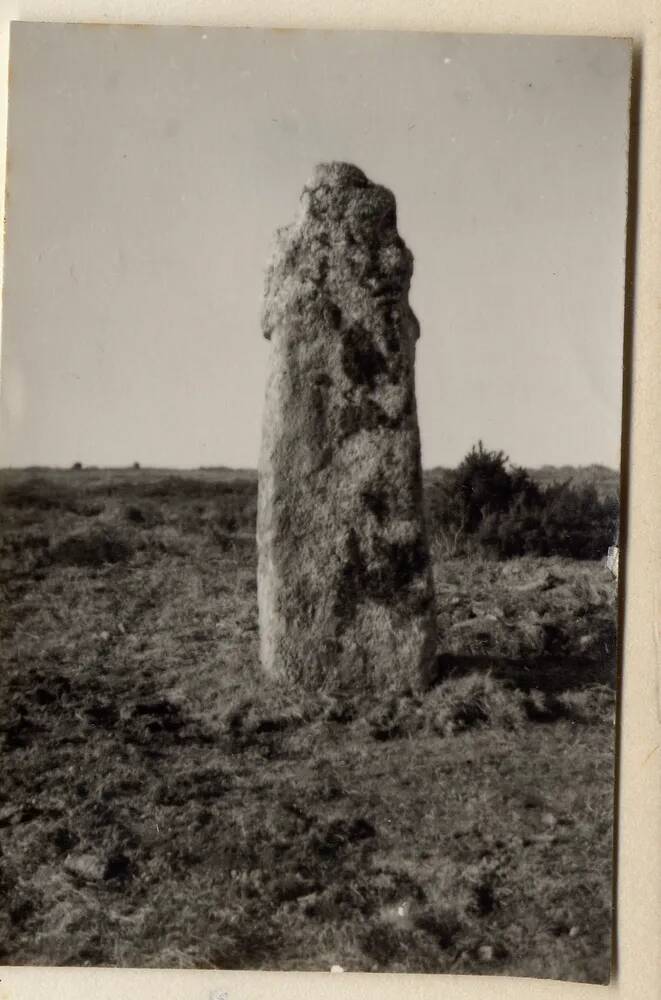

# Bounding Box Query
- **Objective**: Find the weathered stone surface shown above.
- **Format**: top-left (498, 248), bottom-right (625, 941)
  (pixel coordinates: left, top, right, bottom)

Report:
top-left (257, 162), bottom-right (435, 692)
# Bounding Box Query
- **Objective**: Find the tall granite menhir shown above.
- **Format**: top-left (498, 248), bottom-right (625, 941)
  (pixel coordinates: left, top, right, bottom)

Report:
top-left (258, 163), bottom-right (435, 692)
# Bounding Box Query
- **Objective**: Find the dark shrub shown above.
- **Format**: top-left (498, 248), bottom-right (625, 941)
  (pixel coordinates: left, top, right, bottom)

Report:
top-left (428, 443), bottom-right (618, 560)
top-left (123, 503), bottom-right (163, 528)
top-left (0, 477), bottom-right (74, 511)
top-left (50, 527), bottom-right (133, 567)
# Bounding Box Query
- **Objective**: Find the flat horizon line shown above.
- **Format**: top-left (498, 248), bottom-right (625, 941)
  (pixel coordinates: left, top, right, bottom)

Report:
top-left (0, 462), bottom-right (620, 474)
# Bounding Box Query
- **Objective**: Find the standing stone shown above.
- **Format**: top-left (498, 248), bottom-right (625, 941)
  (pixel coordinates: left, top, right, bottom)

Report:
top-left (257, 162), bottom-right (435, 692)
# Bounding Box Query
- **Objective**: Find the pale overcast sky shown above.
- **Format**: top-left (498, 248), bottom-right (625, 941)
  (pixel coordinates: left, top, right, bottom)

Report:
top-left (0, 25), bottom-right (631, 469)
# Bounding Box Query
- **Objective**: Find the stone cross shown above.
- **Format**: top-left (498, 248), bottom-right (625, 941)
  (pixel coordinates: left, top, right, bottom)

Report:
top-left (257, 162), bottom-right (435, 692)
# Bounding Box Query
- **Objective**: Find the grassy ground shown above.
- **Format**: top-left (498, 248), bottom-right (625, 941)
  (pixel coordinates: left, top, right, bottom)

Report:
top-left (0, 469), bottom-right (618, 981)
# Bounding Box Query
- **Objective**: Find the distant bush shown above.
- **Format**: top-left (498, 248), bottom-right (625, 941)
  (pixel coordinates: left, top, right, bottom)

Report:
top-left (427, 442), bottom-right (618, 560)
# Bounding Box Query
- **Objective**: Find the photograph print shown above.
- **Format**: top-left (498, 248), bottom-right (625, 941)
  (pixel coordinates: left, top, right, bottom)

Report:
top-left (0, 24), bottom-right (631, 983)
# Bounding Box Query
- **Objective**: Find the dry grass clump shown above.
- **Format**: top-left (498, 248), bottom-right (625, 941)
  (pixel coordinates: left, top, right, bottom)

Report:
top-left (221, 687), bottom-right (310, 745)
top-left (421, 673), bottom-right (527, 736)
top-left (556, 686), bottom-right (616, 725)
top-left (217, 677), bottom-right (368, 747)
top-left (326, 673), bottom-right (615, 744)
top-left (521, 685), bottom-right (615, 726)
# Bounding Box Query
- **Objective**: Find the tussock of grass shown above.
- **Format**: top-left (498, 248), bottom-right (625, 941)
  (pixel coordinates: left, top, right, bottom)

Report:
top-left (422, 673), bottom-right (527, 736)
top-left (221, 689), bottom-right (309, 745)
top-left (556, 686), bottom-right (615, 725)
top-left (520, 685), bottom-right (615, 726)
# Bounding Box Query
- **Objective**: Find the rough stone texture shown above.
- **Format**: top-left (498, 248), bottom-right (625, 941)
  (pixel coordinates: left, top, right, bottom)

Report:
top-left (257, 162), bottom-right (436, 692)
